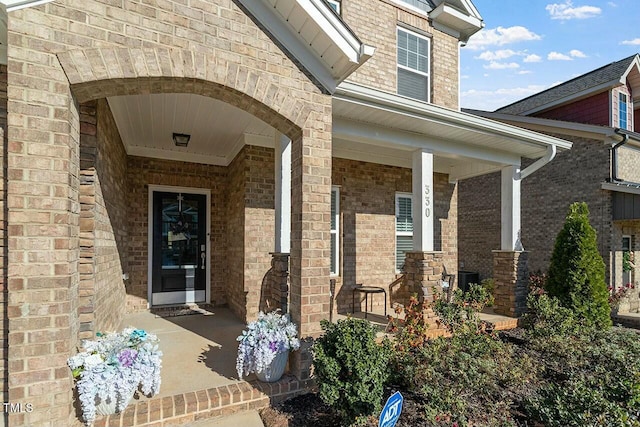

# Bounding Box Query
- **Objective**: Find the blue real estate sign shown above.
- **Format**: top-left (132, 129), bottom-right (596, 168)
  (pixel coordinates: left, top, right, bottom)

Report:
top-left (379, 391), bottom-right (403, 427)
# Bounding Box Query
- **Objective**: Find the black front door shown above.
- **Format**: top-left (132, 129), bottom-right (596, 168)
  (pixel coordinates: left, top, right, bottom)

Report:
top-left (152, 191), bottom-right (207, 305)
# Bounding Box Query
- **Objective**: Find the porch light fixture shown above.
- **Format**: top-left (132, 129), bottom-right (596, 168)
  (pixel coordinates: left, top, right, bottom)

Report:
top-left (172, 132), bottom-right (190, 147)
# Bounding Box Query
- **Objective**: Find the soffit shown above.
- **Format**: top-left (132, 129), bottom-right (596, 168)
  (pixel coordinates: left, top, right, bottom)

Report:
top-left (237, 0), bottom-right (374, 93)
top-left (333, 82), bottom-right (571, 162)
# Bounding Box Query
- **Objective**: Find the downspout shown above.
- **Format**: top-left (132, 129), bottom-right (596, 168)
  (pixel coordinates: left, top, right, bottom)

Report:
top-left (610, 128), bottom-right (629, 182)
top-left (518, 144), bottom-right (557, 180)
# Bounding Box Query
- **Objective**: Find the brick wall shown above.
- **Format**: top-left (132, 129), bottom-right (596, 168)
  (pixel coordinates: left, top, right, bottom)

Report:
top-left (226, 148), bottom-right (246, 320)
top-left (127, 157), bottom-right (228, 313)
top-left (225, 145), bottom-right (276, 322)
top-left (534, 91), bottom-right (610, 126)
top-left (331, 158), bottom-right (457, 314)
top-left (617, 144), bottom-right (640, 183)
top-left (342, 0), bottom-right (460, 109)
top-left (459, 135), bottom-right (613, 284)
top-left (0, 63), bottom-right (6, 423)
top-left (78, 98), bottom-right (128, 340)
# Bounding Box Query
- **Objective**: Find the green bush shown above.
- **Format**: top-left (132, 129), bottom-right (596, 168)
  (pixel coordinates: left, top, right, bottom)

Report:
top-left (312, 318), bottom-right (391, 425)
top-left (546, 202), bottom-right (611, 329)
top-left (433, 283), bottom-right (494, 334)
top-left (391, 329), bottom-right (536, 426)
top-left (522, 291), bottom-right (640, 426)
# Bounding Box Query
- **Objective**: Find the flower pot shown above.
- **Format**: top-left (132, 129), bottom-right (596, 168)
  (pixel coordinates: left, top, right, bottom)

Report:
top-left (95, 390), bottom-right (134, 416)
top-left (256, 351), bottom-right (288, 382)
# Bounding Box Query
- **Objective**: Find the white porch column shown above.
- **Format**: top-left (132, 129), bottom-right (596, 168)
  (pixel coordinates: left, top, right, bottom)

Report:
top-left (275, 133), bottom-right (291, 253)
top-left (501, 165), bottom-right (522, 251)
top-left (412, 149), bottom-right (434, 252)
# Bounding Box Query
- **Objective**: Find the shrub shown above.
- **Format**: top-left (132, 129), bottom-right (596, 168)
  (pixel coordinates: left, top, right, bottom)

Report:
top-left (522, 290), bottom-right (640, 426)
top-left (312, 318), bottom-right (391, 425)
top-left (546, 202), bottom-right (611, 329)
top-left (433, 283), bottom-right (494, 334)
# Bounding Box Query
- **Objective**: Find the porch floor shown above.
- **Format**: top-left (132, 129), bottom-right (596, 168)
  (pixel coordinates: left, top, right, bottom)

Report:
top-left (121, 307), bottom-right (247, 398)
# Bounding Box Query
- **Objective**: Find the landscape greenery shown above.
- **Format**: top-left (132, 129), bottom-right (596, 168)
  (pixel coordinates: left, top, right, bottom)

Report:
top-left (262, 203), bottom-right (640, 427)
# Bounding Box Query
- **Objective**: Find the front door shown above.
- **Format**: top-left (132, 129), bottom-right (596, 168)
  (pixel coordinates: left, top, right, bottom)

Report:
top-left (151, 190), bottom-right (208, 305)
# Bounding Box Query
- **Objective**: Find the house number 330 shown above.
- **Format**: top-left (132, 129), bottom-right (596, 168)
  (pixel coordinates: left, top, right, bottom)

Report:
top-left (424, 185), bottom-right (431, 218)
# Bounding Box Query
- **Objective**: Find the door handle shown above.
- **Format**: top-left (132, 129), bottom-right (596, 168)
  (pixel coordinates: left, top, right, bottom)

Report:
top-left (200, 244), bottom-right (206, 269)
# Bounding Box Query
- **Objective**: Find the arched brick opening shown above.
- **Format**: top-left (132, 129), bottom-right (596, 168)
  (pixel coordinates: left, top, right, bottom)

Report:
top-left (55, 46), bottom-right (332, 378)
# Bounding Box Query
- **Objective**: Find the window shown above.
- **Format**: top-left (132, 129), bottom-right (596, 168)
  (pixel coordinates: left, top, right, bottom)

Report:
top-left (397, 27), bottom-right (430, 102)
top-left (619, 92), bottom-right (628, 129)
top-left (327, 0), bottom-right (340, 14)
top-left (395, 193), bottom-right (413, 271)
top-left (396, 0), bottom-right (431, 13)
top-left (331, 187), bottom-right (340, 275)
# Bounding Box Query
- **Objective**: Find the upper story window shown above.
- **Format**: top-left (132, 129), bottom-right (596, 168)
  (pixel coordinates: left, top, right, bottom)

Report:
top-left (619, 92), bottom-right (628, 130)
top-left (396, 0), bottom-right (431, 13)
top-left (327, 0), bottom-right (340, 14)
top-left (397, 27), bottom-right (430, 102)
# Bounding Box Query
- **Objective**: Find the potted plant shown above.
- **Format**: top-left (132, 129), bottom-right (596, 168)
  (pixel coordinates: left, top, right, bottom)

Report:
top-left (609, 282), bottom-right (636, 314)
top-left (236, 310), bottom-right (300, 382)
top-left (67, 328), bottom-right (162, 425)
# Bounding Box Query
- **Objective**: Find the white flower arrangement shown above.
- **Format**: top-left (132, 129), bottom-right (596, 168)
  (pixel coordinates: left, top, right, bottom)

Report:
top-left (236, 311), bottom-right (300, 379)
top-left (67, 328), bottom-right (162, 425)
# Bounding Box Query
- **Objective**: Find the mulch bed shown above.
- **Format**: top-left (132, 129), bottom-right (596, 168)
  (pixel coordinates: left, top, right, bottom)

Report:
top-left (260, 388), bottom-right (431, 427)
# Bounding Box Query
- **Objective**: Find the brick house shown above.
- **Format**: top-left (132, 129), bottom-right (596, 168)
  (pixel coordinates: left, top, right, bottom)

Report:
top-left (0, 0), bottom-right (572, 425)
top-left (460, 54), bottom-right (640, 315)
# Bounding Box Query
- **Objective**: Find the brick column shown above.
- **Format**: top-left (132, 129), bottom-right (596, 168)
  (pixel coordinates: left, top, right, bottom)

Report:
top-left (6, 15), bottom-right (80, 424)
top-left (493, 251), bottom-right (529, 317)
top-left (268, 252), bottom-right (289, 313)
top-left (403, 251), bottom-right (444, 303)
top-left (288, 102), bottom-right (332, 381)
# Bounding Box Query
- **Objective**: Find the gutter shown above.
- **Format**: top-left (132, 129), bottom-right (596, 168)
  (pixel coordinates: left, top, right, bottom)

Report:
top-left (610, 128), bottom-right (630, 182)
top-left (518, 144), bottom-right (557, 180)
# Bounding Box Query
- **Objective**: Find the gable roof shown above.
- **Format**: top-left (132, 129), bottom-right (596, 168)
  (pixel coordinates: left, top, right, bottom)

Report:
top-left (497, 54), bottom-right (640, 115)
top-left (218, 0), bottom-right (375, 94)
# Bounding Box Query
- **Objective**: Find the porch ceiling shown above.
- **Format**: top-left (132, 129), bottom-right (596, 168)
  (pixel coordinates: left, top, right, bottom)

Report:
top-left (107, 93), bottom-right (276, 166)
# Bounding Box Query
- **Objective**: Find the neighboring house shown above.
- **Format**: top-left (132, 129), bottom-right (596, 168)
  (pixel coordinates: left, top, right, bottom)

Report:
top-left (460, 54), bottom-right (640, 309)
top-left (0, 0), bottom-right (572, 425)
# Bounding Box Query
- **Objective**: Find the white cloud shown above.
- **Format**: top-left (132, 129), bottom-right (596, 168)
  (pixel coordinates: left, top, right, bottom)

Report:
top-left (483, 61), bottom-right (520, 70)
top-left (569, 49), bottom-right (587, 58)
top-left (621, 38), bottom-right (640, 45)
top-left (548, 51), bottom-right (573, 60)
top-left (465, 26), bottom-right (542, 50)
top-left (476, 49), bottom-right (517, 61)
top-left (546, 1), bottom-right (601, 20)
top-left (523, 54), bottom-right (542, 63)
top-left (518, 70), bottom-right (533, 74)
top-left (607, 1), bottom-right (617, 6)
top-left (461, 85), bottom-right (549, 110)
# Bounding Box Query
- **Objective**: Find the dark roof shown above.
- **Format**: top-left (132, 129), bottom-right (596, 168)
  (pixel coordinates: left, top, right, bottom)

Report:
top-left (496, 54), bottom-right (639, 115)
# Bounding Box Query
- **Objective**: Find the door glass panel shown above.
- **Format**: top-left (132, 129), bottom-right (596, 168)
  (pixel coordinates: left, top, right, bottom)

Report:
top-left (152, 191), bottom-right (207, 301)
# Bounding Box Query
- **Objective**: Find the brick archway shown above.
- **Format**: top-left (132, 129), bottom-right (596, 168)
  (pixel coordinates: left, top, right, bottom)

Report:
top-left (54, 45), bottom-right (332, 376)
top-left (57, 47), bottom-right (312, 140)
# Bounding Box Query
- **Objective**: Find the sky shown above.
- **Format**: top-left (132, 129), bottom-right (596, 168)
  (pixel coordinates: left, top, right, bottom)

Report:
top-left (460, 0), bottom-right (640, 111)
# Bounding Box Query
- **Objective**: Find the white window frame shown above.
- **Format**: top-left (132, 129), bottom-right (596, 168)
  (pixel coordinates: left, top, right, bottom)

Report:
top-left (331, 186), bottom-right (340, 276)
top-left (327, 0), bottom-right (340, 14)
top-left (619, 92), bottom-right (628, 130)
top-left (397, 27), bottom-right (431, 103)
top-left (395, 192), bottom-right (414, 272)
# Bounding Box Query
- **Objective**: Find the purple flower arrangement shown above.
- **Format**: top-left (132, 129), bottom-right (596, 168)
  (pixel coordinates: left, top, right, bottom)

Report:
top-left (236, 311), bottom-right (300, 379)
top-left (68, 327), bottom-right (162, 425)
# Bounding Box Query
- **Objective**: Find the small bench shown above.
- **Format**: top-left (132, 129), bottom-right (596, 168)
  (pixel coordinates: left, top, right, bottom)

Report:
top-left (353, 284), bottom-right (387, 319)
